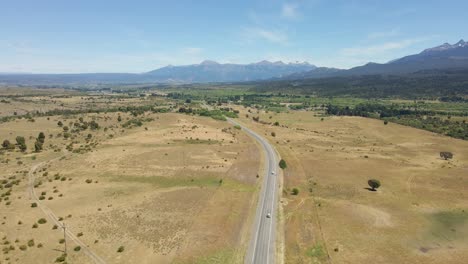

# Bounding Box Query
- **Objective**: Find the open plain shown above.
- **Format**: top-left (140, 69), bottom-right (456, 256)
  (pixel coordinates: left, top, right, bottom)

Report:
top-left (0, 94), bottom-right (263, 263)
top-left (234, 107), bottom-right (468, 264)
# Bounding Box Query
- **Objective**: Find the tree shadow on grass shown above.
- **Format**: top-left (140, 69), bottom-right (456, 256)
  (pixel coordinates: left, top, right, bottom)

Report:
top-left (364, 187), bottom-right (376, 192)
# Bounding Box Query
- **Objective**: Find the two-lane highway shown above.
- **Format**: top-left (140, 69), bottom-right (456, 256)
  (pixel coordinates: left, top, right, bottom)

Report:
top-left (228, 118), bottom-right (279, 264)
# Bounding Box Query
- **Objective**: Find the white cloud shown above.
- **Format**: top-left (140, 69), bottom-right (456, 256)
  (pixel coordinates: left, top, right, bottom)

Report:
top-left (340, 38), bottom-right (426, 57)
top-left (242, 27), bottom-right (289, 44)
top-left (281, 3), bottom-right (300, 19)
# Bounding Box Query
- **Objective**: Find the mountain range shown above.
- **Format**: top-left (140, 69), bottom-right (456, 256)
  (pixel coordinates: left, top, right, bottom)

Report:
top-left (285, 39), bottom-right (468, 79)
top-left (0, 40), bottom-right (467, 85)
top-left (145, 60), bottom-right (315, 82)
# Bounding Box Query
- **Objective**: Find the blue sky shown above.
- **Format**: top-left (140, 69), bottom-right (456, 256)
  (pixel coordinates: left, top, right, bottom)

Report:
top-left (1, 0), bottom-right (467, 73)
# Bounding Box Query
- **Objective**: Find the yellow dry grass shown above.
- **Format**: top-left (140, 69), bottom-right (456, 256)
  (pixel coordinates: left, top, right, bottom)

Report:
top-left (235, 107), bottom-right (468, 264)
top-left (0, 111), bottom-right (262, 264)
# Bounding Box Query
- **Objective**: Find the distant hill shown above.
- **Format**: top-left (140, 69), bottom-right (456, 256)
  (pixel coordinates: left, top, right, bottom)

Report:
top-left (251, 68), bottom-right (468, 99)
top-left (0, 61), bottom-right (315, 85)
top-left (282, 39), bottom-right (468, 79)
top-left (145, 60), bottom-right (316, 82)
top-left (1, 40), bottom-right (468, 85)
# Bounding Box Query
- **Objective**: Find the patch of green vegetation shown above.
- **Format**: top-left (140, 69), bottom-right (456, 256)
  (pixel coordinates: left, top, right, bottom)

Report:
top-left (326, 103), bottom-right (468, 140)
top-left (428, 210), bottom-right (468, 241)
top-left (189, 249), bottom-right (236, 264)
top-left (109, 175), bottom-right (221, 188)
top-left (181, 139), bottom-right (219, 145)
top-left (221, 178), bottom-right (255, 192)
top-left (178, 108), bottom-right (238, 121)
top-left (306, 244), bottom-right (326, 259)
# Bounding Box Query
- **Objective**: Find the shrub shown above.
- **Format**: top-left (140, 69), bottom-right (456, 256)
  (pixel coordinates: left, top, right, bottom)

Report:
top-left (440, 151), bottom-right (453, 160)
top-left (52, 224), bottom-right (58, 230)
top-left (57, 121), bottom-right (63, 127)
top-left (19, 245), bottom-right (27, 251)
top-left (59, 239), bottom-right (65, 244)
top-left (85, 179), bottom-right (92, 184)
top-left (27, 239), bottom-right (35, 247)
top-left (32, 223), bottom-right (38, 228)
top-left (384, 120), bottom-right (388, 125)
top-left (74, 246), bottom-right (81, 252)
top-left (55, 253), bottom-right (67, 262)
top-left (77, 232), bottom-right (83, 237)
top-left (271, 132), bottom-right (276, 137)
top-left (117, 246), bottom-right (125, 253)
top-left (2, 140), bottom-right (14, 150)
top-left (279, 159), bottom-right (287, 169)
top-left (367, 179), bottom-right (381, 191)
top-left (38, 218), bottom-right (47, 224)
top-left (292, 188), bottom-right (299, 195)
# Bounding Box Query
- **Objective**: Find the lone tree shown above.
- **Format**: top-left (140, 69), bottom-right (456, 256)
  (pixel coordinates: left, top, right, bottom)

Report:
top-left (367, 179), bottom-right (381, 191)
top-left (279, 159), bottom-right (287, 169)
top-left (440, 151), bottom-right (453, 160)
top-left (38, 132), bottom-right (45, 144)
top-left (16, 136), bottom-right (27, 152)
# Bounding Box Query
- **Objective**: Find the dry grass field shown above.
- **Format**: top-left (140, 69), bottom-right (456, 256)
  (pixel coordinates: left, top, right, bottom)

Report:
top-left (0, 109), bottom-right (262, 263)
top-left (235, 107), bottom-right (468, 264)
top-left (0, 87), bottom-right (170, 117)
top-left (2, 89), bottom-right (467, 264)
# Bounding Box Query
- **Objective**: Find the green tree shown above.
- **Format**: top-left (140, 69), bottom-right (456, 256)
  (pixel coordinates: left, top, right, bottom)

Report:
top-left (37, 132), bottom-right (45, 143)
top-left (279, 159), bottom-right (287, 169)
top-left (292, 188), bottom-right (299, 195)
top-left (2, 139), bottom-right (14, 150)
top-left (34, 140), bottom-right (43, 152)
top-left (367, 179), bottom-right (381, 191)
top-left (89, 121), bottom-right (99, 130)
top-left (16, 136), bottom-right (27, 152)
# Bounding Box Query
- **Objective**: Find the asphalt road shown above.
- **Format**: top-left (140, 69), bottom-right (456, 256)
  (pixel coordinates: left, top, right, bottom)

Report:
top-left (228, 118), bottom-right (279, 264)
